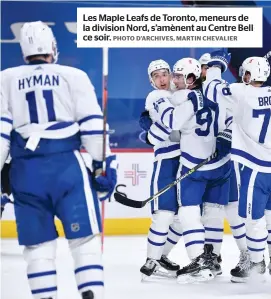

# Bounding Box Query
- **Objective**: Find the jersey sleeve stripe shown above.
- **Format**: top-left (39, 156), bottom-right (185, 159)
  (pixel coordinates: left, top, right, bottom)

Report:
top-left (225, 116), bottom-right (233, 126)
top-left (161, 107), bottom-right (174, 128)
top-left (149, 130), bottom-right (165, 142)
top-left (1, 133), bottom-right (10, 141)
top-left (204, 79), bottom-right (221, 97)
top-left (0, 117), bottom-right (13, 125)
top-left (78, 115), bottom-right (103, 126)
top-left (154, 122), bottom-right (171, 135)
top-left (213, 82), bottom-right (222, 103)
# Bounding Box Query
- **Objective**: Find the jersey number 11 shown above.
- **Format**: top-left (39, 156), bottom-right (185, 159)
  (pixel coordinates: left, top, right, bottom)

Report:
top-left (26, 90), bottom-right (56, 123)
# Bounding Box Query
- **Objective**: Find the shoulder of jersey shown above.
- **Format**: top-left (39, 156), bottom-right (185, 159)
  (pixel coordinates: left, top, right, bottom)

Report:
top-left (1, 65), bottom-right (23, 77)
top-left (50, 64), bottom-right (88, 77)
top-left (170, 89), bottom-right (190, 106)
top-left (229, 82), bottom-right (244, 92)
top-left (1, 64), bottom-right (88, 79)
top-left (147, 89), bottom-right (172, 99)
top-left (145, 89), bottom-right (172, 105)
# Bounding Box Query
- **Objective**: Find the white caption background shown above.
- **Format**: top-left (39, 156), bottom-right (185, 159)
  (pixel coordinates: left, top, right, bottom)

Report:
top-left (77, 7), bottom-right (262, 48)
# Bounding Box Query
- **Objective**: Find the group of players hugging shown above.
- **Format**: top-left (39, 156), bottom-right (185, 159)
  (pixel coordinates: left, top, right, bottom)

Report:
top-left (139, 51), bottom-right (271, 284)
top-left (0, 20), bottom-right (270, 299)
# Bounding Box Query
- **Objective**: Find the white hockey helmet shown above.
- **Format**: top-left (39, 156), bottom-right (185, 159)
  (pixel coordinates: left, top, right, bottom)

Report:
top-left (173, 58), bottom-right (201, 86)
top-left (148, 59), bottom-right (171, 89)
top-left (242, 56), bottom-right (270, 83)
top-left (239, 57), bottom-right (251, 78)
top-left (199, 53), bottom-right (211, 66)
top-left (20, 21), bottom-right (59, 63)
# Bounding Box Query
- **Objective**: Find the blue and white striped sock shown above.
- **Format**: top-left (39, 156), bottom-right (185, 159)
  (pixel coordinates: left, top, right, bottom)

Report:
top-left (70, 236), bottom-right (104, 298)
top-left (225, 201), bottom-right (247, 251)
top-left (264, 209), bottom-right (271, 258)
top-left (204, 226), bottom-right (224, 256)
top-left (27, 260), bottom-right (57, 299)
top-left (163, 221), bottom-right (182, 256)
top-left (179, 206), bottom-right (205, 260)
top-left (147, 211), bottom-right (174, 260)
top-left (246, 218), bottom-right (267, 263)
top-left (147, 226), bottom-right (168, 260)
top-left (230, 223), bottom-right (247, 251)
top-left (202, 203), bottom-right (225, 256)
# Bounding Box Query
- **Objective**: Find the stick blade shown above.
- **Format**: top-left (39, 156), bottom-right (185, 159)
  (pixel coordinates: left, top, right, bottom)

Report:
top-left (114, 192), bottom-right (145, 208)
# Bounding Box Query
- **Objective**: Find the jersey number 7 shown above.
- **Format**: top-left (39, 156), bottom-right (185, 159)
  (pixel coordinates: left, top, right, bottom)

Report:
top-left (26, 90), bottom-right (56, 123)
top-left (252, 108), bottom-right (271, 144)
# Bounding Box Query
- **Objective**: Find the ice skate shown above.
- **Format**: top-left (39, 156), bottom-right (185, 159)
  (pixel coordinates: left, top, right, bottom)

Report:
top-left (159, 255), bottom-right (180, 271)
top-left (176, 244), bottom-right (215, 284)
top-left (231, 258), bottom-right (266, 283)
top-left (140, 258), bottom-right (177, 282)
top-left (230, 250), bottom-right (250, 283)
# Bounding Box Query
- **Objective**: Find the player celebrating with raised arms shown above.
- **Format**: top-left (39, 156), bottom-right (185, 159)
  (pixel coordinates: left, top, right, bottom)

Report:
top-left (0, 21), bottom-right (117, 299)
top-left (203, 50), bottom-right (249, 277)
top-left (206, 52), bottom-right (271, 282)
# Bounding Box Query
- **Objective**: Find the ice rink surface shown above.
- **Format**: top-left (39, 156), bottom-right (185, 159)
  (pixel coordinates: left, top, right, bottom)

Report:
top-left (1, 235), bottom-right (270, 299)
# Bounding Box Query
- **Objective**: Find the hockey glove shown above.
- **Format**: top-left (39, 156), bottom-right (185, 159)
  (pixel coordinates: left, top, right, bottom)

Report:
top-left (139, 111), bottom-right (152, 131)
top-left (188, 90), bottom-right (218, 113)
top-left (92, 155), bottom-right (118, 201)
top-left (216, 130), bottom-right (232, 159)
top-left (208, 49), bottom-right (231, 73)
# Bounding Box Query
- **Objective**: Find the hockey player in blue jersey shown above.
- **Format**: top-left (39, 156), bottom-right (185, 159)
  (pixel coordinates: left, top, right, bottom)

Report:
top-left (0, 21), bottom-right (117, 299)
top-left (139, 60), bottom-right (183, 280)
top-left (152, 57), bottom-right (232, 283)
top-left (206, 53), bottom-right (271, 282)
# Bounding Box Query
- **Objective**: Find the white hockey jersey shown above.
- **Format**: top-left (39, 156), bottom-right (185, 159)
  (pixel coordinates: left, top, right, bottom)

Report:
top-left (205, 67), bottom-right (271, 173)
top-left (229, 83), bottom-right (271, 173)
top-left (1, 62), bottom-right (109, 169)
top-left (145, 90), bottom-right (181, 161)
top-left (157, 88), bottom-right (230, 170)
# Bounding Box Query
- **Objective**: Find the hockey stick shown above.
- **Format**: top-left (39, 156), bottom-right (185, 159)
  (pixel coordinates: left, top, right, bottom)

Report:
top-left (101, 47), bottom-right (108, 252)
top-left (114, 151), bottom-right (217, 209)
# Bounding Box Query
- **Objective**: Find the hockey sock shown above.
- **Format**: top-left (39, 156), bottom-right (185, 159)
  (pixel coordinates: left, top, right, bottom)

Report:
top-left (23, 240), bottom-right (57, 299)
top-left (162, 215), bottom-right (182, 256)
top-left (265, 209), bottom-right (271, 257)
top-left (147, 211), bottom-right (174, 260)
top-left (178, 205), bottom-right (205, 260)
top-left (202, 203), bottom-right (224, 256)
top-left (225, 201), bottom-right (247, 251)
top-left (245, 217), bottom-right (267, 263)
top-left (69, 235), bottom-right (104, 299)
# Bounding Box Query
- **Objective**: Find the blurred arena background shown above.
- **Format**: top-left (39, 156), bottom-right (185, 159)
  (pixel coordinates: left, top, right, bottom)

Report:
top-left (1, 0), bottom-right (271, 237)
